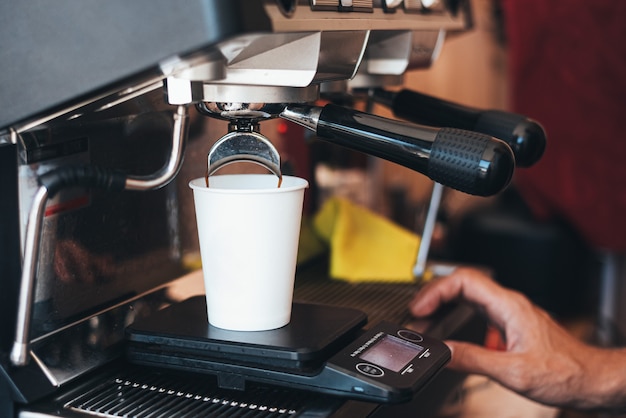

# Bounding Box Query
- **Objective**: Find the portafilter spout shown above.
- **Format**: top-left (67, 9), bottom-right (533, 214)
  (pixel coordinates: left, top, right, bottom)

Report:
top-left (197, 102), bottom-right (283, 184)
top-left (206, 130), bottom-right (282, 185)
top-left (280, 103), bottom-right (515, 197)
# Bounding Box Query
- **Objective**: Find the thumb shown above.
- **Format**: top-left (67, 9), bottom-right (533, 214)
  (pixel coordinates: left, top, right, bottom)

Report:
top-left (444, 340), bottom-right (511, 377)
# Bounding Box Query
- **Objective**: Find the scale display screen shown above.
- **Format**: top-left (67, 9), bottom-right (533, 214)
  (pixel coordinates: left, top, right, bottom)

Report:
top-left (359, 335), bottom-right (424, 372)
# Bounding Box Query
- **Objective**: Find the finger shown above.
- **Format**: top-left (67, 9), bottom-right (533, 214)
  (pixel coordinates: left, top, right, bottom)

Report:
top-left (408, 280), bottom-right (440, 317)
top-left (410, 268), bottom-right (524, 331)
top-left (409, 268), bottom-right (478, 316)
top-left (445, 340), bottom-right (519, 378)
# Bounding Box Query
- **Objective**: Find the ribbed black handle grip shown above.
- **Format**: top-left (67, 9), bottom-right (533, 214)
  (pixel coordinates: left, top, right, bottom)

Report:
top-left (382, 89), bottom-right (546, 167)
top-left (429, 128), bottom-right (514, 197)
top-left (38, 165), bottom-right (127, 198)
top-left (315, 104), bottom-right (515, 196)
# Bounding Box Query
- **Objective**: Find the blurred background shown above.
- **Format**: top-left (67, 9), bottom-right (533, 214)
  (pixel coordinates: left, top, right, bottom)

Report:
top-left (178, 2), bottom-right (626, 415)
top-left (182, 0), bottom-right (625, 320)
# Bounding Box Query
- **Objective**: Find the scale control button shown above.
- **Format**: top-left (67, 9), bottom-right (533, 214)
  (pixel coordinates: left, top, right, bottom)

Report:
top-left (356, 363), bottom-right (385, 377)
top-left (398, 329), bottom-right (423, 342)
top-left (401, 364), bottom-right (415, 375)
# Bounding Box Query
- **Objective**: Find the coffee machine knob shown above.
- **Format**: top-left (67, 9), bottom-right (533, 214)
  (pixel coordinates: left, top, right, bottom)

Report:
top-left (384, 0), bottom-right (404, 8)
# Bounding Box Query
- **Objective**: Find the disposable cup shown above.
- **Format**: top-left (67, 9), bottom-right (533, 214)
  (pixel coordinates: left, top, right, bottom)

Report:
top-left (189, 174), bottom-right (308, 331)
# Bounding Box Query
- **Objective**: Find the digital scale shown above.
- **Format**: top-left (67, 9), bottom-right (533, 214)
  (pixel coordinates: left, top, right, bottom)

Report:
top-left (126, 296), bottom-right (451, 404)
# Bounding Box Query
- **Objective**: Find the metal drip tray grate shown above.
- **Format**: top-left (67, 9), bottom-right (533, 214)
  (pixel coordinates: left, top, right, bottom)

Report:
top-left (294, 267), bottom-right (419, 327)
top-left (55, 366), bottom-right (342, 417)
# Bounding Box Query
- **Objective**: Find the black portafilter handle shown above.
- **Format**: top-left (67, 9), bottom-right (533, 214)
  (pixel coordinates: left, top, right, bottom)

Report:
top-left (280, 103), bottom-right (515, 197)
top-left (371, 89), bottom-right (546, 167)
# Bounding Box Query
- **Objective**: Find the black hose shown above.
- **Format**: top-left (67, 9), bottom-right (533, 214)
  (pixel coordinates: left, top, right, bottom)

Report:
top-left (37, 165), bottom-right (127, 198)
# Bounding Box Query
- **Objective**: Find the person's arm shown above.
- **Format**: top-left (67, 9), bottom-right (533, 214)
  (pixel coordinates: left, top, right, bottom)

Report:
top-left (409, 267), bottom-right (626, 411)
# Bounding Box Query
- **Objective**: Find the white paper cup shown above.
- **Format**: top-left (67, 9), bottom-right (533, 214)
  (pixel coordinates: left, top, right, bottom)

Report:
top-left (189, 174), bottom-right (308, 331)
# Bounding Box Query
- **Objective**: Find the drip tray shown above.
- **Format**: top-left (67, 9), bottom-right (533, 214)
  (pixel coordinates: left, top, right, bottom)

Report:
top-left (24, 365), bottom-right (344, 417)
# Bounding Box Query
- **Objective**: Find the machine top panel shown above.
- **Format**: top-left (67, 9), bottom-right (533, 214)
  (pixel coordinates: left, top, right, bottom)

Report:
top-left (0, 0), bottom-right (470, 131)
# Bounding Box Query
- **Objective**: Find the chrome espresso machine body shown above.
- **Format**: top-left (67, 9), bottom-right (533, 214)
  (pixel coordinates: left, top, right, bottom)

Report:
top-left (0, 1), bottom-right (544, 417)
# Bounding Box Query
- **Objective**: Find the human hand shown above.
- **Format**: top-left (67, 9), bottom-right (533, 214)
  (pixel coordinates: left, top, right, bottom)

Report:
top-left (54, 239), bottom-right (116, 283)
top-left (409, 267), bottom-right (626, 411)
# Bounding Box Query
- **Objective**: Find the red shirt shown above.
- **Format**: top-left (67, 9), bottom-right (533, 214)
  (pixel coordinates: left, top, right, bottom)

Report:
top-left (503, 0), bottom-right (626, 250)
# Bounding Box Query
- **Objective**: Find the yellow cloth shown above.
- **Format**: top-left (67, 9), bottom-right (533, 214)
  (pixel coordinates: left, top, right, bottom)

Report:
top-left (311, 197), bottom-right (421, 283)
top-left (296, 215), bottom-right (327, 265)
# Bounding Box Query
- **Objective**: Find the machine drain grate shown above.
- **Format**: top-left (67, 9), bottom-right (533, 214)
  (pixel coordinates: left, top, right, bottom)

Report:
top-left (294, 270), bottom-right (419, 327)
top-left (62, 367), bottom-right (341, 417)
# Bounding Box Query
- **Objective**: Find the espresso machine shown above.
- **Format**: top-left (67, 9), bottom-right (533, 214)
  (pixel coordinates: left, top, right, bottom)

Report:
top-left (0, 1), bottom-right (546, 417)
